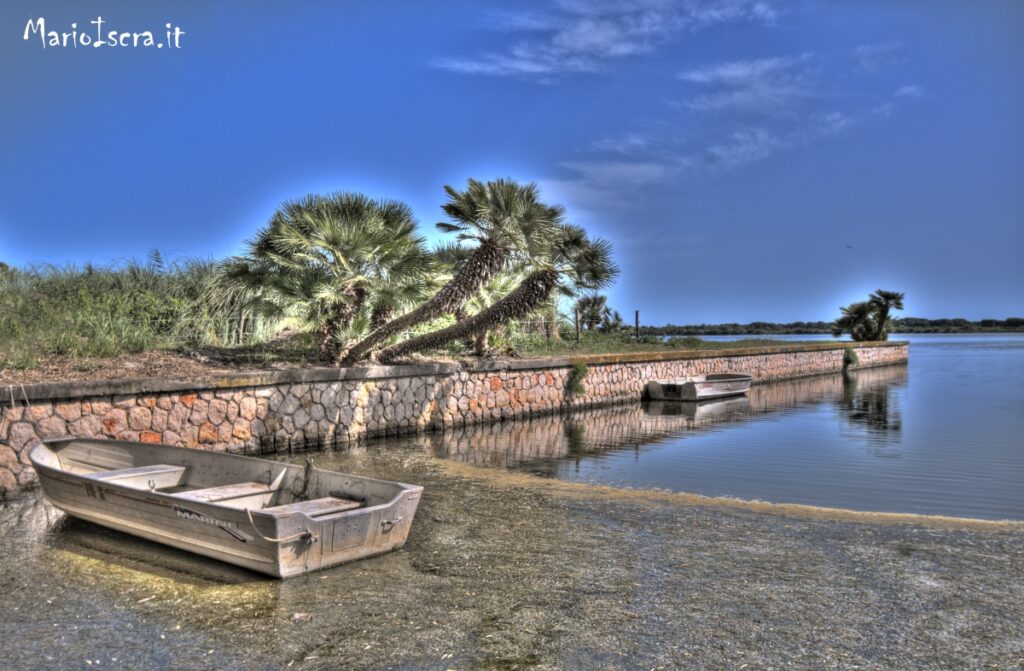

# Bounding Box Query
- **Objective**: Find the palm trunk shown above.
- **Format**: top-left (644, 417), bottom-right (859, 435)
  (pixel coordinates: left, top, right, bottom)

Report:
top-left (546, 298), bottom-right (561, 341)
top-left (370, 303), bottom-right (393, 329)
top-left (315, 320), bottom-right (336, 362)
top-left (378, 269), bottom-right (560, 363)
top-left (474, 330), bottom-right (489, 356)
top-left (452, 307), bottom-right (476, 351)
top-left (872, 307), bottom-right (890, 341)
top-left (315, 284), bottom-right (368, 362)
top-left (340, 238), bottom-right (506, 364)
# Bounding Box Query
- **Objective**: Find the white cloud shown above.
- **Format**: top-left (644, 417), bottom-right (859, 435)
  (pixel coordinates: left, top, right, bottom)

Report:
top-left (432, 0), bottom-right (779, 79)
top-left (560, 159), bottom-right (679, 186)
top-left (814, 111), bottom-right (854, 134)
top-left (853, 42), bottom-right (905, 72)
top-left (590, 132), bottom-right (654, 155)
top-left (872, 102), bottom-right (895, 117)
top-left (540, 157), bottom-right (687, 211)
top-left (894, 84), bottom-right (924, 98)
top-left (679, 53), bottom-right (816, 114)
top-left (706, 128), bottom-right (782, 167)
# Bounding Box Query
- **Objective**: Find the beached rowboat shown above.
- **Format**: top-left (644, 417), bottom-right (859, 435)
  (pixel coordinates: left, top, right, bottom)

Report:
top-left (644, 373), bottom-right (753, 401)
top-left (29, 438), bottom-right (423, 578)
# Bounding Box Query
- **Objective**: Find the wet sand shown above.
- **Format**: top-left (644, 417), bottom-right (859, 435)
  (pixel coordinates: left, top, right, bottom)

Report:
top-left (1, 443), bottom-right (1022, 670)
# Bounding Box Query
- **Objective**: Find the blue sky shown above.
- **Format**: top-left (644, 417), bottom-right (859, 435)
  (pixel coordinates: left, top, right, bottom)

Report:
top-left (1, 0), bottom-right (1021, 324)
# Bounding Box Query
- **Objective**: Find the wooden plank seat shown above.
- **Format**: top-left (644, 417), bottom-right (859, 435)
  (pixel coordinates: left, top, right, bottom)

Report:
top-left (86, 464), bottom-right (188, 490)
top-left (87, 464), bottom-right (187, 481)
top-left (173, 481), bottom-right (273, 503)
top-left (261, 497), bottom-right (362, 517)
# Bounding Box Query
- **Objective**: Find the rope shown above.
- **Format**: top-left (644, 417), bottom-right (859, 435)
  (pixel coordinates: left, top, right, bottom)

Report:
top-left (245, 507), bottom-right (318, 544)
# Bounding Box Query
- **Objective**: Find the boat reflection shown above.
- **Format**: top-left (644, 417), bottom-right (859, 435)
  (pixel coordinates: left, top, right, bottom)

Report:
top-left (644, 396), bottom-right (750, 421)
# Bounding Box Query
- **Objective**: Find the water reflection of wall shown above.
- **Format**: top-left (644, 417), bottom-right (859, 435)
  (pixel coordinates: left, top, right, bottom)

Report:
top-left (416, 365), bottom-right (908, 469)
top-left (836, 368), bottom-right (905, 445)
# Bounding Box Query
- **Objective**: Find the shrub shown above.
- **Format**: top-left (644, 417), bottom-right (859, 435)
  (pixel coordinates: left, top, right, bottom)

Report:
top-left (566, 362), bottom-right (588, 396)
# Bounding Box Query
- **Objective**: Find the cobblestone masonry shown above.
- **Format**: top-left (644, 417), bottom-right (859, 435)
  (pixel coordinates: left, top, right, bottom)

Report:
top-left (0, 342), bottom-right (907, 496)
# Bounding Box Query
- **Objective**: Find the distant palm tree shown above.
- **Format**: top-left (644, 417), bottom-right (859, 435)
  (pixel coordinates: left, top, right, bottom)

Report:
top-left (341, 178), bottom-right (562, 363)
top-left (832, 289), bottom-right (905, 342)
top-left (378, 225), bottom-right (618, 362)
top-left (599, 309), bottom-right (626, 333)
top-left (216, 192), bottom-right (433, 361)
top-left (868, 289), bottom-right (905, 340)
top-left (576, 295), bottom-right (611, 331)
top-left (832, 301), bottom-right (875, 341)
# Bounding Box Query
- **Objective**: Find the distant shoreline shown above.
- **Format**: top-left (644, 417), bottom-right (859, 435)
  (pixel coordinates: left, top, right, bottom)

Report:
top-left (641, 319), bottom-right (1023, 337)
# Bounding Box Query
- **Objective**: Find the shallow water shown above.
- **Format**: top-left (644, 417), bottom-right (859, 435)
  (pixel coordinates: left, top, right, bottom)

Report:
top-left (425, 334), bottom-right (1024, 520)
top-left (3, 445), bottom-right (1023, 671)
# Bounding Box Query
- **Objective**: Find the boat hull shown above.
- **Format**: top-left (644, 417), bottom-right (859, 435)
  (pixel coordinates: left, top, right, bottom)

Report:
top-left (29, 439), bottom-right (422, 578)
top-left (645, 373), bottom-right (753, 401)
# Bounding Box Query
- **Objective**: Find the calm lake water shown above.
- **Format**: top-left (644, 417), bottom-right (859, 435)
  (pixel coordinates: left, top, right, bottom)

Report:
top-left (425, 334), bottom-right (1024, 520)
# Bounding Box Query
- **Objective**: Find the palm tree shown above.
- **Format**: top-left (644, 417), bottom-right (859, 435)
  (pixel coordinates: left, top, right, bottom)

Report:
top-left (832, 289), bottom-right (906, 341)
top-left (868, 289), bottom-right (905, 340)
top-left (216, 192), bottom-right (433, 361)
top-left (340, 178), bottom-right (562, 363)
top-left (599, 309), bottom-right (626, 333)
top-left (832, 300), bottom-right (875, 342)
top-left (377, 224), bottom-right (618, 362)
top-left (576, 294), bottom-right (611, 331)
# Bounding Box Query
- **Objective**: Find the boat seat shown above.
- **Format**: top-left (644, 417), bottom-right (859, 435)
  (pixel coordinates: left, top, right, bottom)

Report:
top-left (261, 497), bottom-right (362, 517)
top-left (173, 481), bottom-right (273, 503)
top-left (87, 464), bottom-right (187, 481)
top-left (86, 464), bottom-right (188, 490)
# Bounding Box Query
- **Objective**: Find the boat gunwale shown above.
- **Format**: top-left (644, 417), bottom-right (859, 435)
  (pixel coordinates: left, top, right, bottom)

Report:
top-left (28, 438), bottom-right (423, 528)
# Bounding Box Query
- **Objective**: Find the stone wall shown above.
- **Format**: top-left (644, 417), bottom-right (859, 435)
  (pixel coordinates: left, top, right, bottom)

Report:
top-left (0, 341), bottom-right (908, 497)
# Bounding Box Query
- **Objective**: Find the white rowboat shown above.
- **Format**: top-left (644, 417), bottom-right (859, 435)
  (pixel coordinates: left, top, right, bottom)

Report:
top-left (644, 373), bottom-right (753, 401)
top-left (29, 438), bottom-right (423, 578)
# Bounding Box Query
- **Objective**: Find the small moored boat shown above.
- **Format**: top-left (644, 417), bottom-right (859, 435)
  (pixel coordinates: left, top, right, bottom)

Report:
top-left (29, 438), bottom-right (423, 578)
top-left (645, 373), bottom-right (753, 401)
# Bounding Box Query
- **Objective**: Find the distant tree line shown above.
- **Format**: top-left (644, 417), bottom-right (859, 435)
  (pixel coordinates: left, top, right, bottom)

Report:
top-left (641, 317), bottom-right (1024, 336)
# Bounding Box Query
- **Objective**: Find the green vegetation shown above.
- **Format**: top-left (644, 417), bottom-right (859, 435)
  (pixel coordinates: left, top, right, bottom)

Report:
top-left (843, 347), bottom-right (859, 369)
top-left (216, 192), bottom-right (435, 362)
top-left (378, 223), bottom-right (617, 362)
top-left (341, 178), bottom-right (564, 364)
top-left (566, 362), bottom-right (588, 395)
top-left (0, 255), bottom-right (258, 370)
top-left (575, 294), bottom-right (625, 333)
top-left (12, 175), bottom-right (1012, 376)
top-left (832, 289), bottom-right (905, 341)
top-left (506, 333), bottom-right (818, 358)
top-left (0, 178), bottom-right (619, 371)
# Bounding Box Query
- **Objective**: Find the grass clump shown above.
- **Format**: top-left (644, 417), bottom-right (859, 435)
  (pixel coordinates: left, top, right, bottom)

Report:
top-left (0, 256), bottom-right (268, 370)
